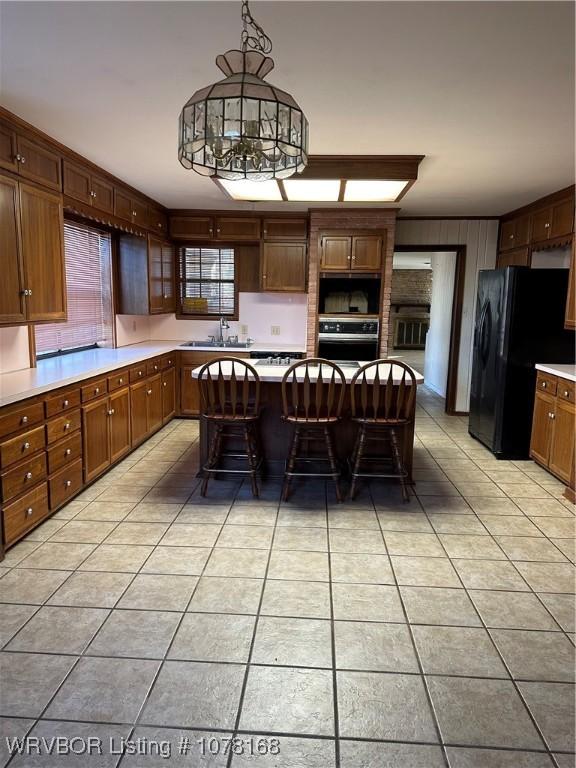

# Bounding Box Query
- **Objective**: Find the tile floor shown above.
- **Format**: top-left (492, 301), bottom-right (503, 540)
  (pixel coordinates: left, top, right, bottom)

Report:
top-left (0, 387), bottom-right (574, 768)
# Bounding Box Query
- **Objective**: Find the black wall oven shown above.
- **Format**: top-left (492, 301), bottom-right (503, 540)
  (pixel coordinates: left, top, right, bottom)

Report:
top-left (318, 318), bottom-right (379, 362)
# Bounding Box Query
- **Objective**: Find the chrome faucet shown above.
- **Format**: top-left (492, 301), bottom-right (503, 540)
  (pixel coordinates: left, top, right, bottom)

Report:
top-left (218, 316), bottom-right (230, 343)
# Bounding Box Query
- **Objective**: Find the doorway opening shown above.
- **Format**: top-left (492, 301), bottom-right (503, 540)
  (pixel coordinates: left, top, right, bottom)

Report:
top-left (388, 245), bottom-right (466, 415)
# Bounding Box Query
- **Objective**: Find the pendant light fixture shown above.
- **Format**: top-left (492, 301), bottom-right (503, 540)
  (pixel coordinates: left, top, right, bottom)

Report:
top-left (178, 1), bottom-right (309, 181)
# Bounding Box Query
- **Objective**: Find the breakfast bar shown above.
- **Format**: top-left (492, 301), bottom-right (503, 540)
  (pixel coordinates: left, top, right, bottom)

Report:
top-left (192, 360), bottom-right (424, 483)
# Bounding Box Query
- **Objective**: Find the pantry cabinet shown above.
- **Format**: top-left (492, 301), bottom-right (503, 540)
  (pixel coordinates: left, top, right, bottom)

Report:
top-left (530, 372), bottom-right (575, 489)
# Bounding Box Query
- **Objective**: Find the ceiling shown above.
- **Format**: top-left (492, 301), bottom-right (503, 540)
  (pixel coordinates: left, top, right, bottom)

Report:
top-left (1, 1), bottom-right (574, 216)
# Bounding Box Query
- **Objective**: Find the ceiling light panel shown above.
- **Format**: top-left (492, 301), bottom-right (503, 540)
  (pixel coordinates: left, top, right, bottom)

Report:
top-left (283, 179), bottom-right (341, 201)
top-left (344, 180), bottom-right (410, 202)
top-left (219, 179), bottom-right (283, 201)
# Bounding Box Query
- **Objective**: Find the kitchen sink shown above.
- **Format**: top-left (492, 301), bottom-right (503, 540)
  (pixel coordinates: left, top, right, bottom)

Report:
top-left (181, 340), bottom-right (253, 349)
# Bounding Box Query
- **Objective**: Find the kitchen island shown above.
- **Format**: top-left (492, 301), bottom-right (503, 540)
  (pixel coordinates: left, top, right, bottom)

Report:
top-left (192, 361), bottom-right (424, 483)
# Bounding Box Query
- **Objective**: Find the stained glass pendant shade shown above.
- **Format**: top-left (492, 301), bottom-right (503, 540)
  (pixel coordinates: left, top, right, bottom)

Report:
top-left (178, 2), bottom-right (309, 181)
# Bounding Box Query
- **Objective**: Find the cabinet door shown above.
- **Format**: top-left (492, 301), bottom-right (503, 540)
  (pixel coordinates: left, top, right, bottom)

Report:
top-left (565, 244), bottom-right (575, 329)
top-left (320, 236), bottom-right (351, 270)
top-left (531, 208), bottom-right (552, 243)
top-left (548, 399), bottom-right (575, 484)
top-left (90, 175), bottom-right (114, 215)
top-left (0, 175), bottom-right (26, 323)
top-left (130, 381), bottom-right (148, 446)
top-left (146, 374), bottom-right (163, 433)
top-left (496, 247), bottom-right (530, 269)
top-left (262, 243), bottom-right (307, 292)
top-left (63, 161), bottom-right (92, 204)
top-left (551, 199), bottom-right (574, 239)
top-left (170, 216), bottom-right (213, 239)
top-left (530, 391), bottom-right (554, 466)
top-left (115, 189), bottom-right (133, 222)
top-left (148, 237), bottom-right (164, 314)
top-left (109, 388), bottom-right (131, 464)
top-left (16, 136), bottom-right (61, 191)
top-left (180, 366), bottom-right (200, 415)
top-left (132, 198), bottom-right (149, 228)
top-left (215, 217), bottom-right (260, 241)
top-left (514, 215), bottom-right (531, 247)
top-left (19, 184), bottom-right (66, 322)
top-left (149, 207), bottom-right (168, 236)
top-left (82, 398), bottom-right (110, 483)
top-left (352, 236), bottom-right (382, 270)
top-left (499, 219), bottom-right (516, 251)
top-left (0, 122), bottom-right (17, 173)
top-left (162, 368), bottom-right (176, 422)
top-left (263, 218), bottom-right (308, 241)
top-left (161, 242), bottom-right (175, 312)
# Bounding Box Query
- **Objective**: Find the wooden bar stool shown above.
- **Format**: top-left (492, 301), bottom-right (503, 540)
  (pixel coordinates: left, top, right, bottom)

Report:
top-left (198, 357), bottom-right (262, 498)
top-left (281, 358), bottom-right (346, 502)
top-left (349, 359), bottom-right (417, 502)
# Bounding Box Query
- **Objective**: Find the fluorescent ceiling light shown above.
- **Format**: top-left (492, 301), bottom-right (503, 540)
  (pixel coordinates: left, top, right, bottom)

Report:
top-left (219, 179), bottom-right (283, 201)
top-left (283, 179), bottom-right (341, 201)
top-left (344, 180), bottom-right (410, 202)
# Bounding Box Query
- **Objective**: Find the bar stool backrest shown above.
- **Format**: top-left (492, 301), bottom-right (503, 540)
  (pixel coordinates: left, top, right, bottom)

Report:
top-left (281, 358), bottom-right (346, 422)
top-left (350, 359), bottom-right (417, 423)
top-left (198, 357), bottom-right (260, 419)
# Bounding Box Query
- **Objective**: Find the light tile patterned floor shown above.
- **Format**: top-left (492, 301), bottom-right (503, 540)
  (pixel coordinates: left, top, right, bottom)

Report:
top-left (0, 388), bottom-right (574, 768)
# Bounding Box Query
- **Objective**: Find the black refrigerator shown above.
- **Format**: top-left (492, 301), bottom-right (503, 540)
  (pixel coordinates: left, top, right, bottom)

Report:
top-left (469, 267), bottom-right (575, 459)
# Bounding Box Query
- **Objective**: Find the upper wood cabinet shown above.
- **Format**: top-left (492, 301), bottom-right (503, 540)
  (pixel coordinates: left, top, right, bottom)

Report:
top-left (531, 199), bottom-right (574, 243)
top-left (262, 242), bottom-right (307, 292)
top-left (0, 176), bottom-right (26, 324)
top-left (499, 214), bottom-right (530, 252)
top-left (214, 217), bottom-right (260, 241)
top-left (320, 234), bottom-right (383, 272)
top-left (148, 206), bottom-right (168, 236)
top-left (63, 161), bottom-right (114, 215)
top-left (170, 215), bottom-right (260, 241)
top-left (11, 135), bottom-right (61, 191)
top-left (161, 241), bottom-right (175, 312)
top-left (0, 122), bottom-right (18, 174)
top-left (115, 188), bottom-right (149, 228)
top-left (170, 216), bottom-right (214, 239)
top-left (117, 234), bottom-right (174, 315)
top-left (263, 218), bottom-right (308, 241)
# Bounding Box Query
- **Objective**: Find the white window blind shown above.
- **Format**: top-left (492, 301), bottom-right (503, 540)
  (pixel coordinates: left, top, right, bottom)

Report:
top-left (179, 246), bottom-right (235, 316)
top-left (35, 221), bottom-right (113, 356)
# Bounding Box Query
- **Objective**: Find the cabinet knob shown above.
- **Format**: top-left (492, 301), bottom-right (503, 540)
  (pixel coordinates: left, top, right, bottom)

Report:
top-left (21, 415), bottom-right (28, 424)
top-left (564, 390), bottom-right (569, 397)
top-left (64, 422), bottom-right (71, 430)
top-left (107, 409), bottom-right (114, 416)
top-left (65, 480), bottom-right (72, 487)
top-left (92, 192), bottom-right (97, 199)
top-left (95, 387), bottom-right (100, 394)
top-left (26, 507), bottom-right (33, 516)
top-left (550, 413), bottom-right (556, 420)
top-left (63, 399), bottom-right (69, 407)
top-left (119, 378), bottom-right (123, 384)
top-left (154, 365), bottom-right (158, 370)
top-left (28, 289), bottom-right (32, 296)
top-left (138, 371), bottom-right (143, 376)
top-left (23, 442), bottom-right (30, 450)
top-left (147, 389), bottom-right (152, 395)
top-left (25, 472), bottom-right (33, 480)
top-left (132, 210), bottom-right (137, 217)
top-left (163, 381), bottom-right (167, 387)
top-left (544, 222), bottom-right (550, 228)
top-left (65, 448), bottom-right (71, 456)
top-left (541, 382), bottom-right (546, 388)
top-left (19, 155), bottom-right (26, 164)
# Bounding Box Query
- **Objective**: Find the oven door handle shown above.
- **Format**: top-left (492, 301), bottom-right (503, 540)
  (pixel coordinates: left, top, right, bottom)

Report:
top-left (318, 335), bottom-right (379, 342)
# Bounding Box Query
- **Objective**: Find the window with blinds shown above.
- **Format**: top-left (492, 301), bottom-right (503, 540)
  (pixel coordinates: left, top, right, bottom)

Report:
top-left (35, 221), bottom-right (113, 357)
top-left (179, 246), bottom-right (236, 317)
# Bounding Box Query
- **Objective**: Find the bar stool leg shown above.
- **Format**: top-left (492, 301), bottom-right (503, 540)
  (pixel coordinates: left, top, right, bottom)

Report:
top-left (244, 423), bottom-right (260, 499)
top-left (350, 424), bottom-right (367, 500)
top-left (282, 425), bottom-right (300, 502)
top-left (390, 428), bottom-right (409, 502)
top-left (202, 423), bottom-right (222, 497)
top-left (324, 425), bottom-right (343, 503)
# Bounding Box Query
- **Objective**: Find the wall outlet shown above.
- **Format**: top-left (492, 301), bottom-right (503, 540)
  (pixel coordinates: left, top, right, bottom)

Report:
top-left (240, 324), bottom-right (248, 336)
top-left (271, 325), bottom-right (281, 336)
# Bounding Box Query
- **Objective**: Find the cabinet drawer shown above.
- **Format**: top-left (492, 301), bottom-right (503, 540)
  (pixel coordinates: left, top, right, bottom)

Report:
top-left (161, 354), bottom-right (175, 370)
top-left (0, 402), bottom-right (45, 439)
top-left (45, 389), bottom-right (81, 418)
top-left (557, 379), bottom-right (575, 403)
top-left (0, 426), bottom-right (45, 469)
top-left (536, 372), bottom-right (558, 396)
top-left (49, 459), bottom-right (83, 510)
top-left (81, 379), bottom-right (108, 403)
top-left (46, 410), bottom-right (81, 445)
top-left (3, 482), bottom-right (50, 545)
top-left (1, 453), bottom-right (47, 504)
top-left (108, 371), bottom-right (129, 392)
top-left (130, 365), bottom-right (147, 383)
top-left (47, 432), bottom-right (82, 474)
top-left (147, 359), bottom-right (161, 376)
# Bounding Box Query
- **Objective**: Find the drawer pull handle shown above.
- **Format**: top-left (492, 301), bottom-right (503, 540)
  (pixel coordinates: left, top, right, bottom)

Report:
top-left (154, 365), bottom-right (158, 370)
top-left (95, 387), bottom-right (100, 394)
top-left (119, 378), bottom-right (123, 384)
top-left (63, 399), bottom-right (69, 407)
top-left (65, 448), bottom-right (71, 456)
top-left (65, 480), bottom-right (72, 488)
top-left (26, 507), bottom-right (33, 517)
top-left (564, 390), bottom-right (569, 397)
top-left (541, 382), bottom-right (546, 388)
top-left (138, 371), bottom-right (143, 376)
top-left (21, 416), bottom-right (28, 424)
top-left (64, 422), bottom-right (71, 430)
top-left (23, 442), bottom-right (30, 450)
top-left (25, 472), bottom-right (33, 480)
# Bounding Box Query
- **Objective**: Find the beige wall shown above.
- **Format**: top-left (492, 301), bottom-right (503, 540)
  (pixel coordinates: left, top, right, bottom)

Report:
top-left (0, 327), bottom-right (30, 375)
top-left (395, 218), bottom-right (499, 411)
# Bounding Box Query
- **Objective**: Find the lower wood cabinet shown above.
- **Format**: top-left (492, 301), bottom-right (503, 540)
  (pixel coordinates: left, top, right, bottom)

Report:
top-left (162, 367), bottom-right (176, 422)
top-left (82, 388), bottom-right (131, 483)
top-left (130, 374), bottom-right (163, 446)
top-left (3, 482), bottom-right (49, 546)
top-left (530, 373), bottom-right (575, 489)
top-left (110, 388), bottom-right (131, 464)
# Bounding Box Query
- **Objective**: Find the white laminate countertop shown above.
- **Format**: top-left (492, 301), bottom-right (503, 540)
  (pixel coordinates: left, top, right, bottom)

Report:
top-left (191, 360), bottom-right (425, 385)
top-left (535, 363), bottom-right (576, 383)
top-left (0, 340), bottom-right (308, 407)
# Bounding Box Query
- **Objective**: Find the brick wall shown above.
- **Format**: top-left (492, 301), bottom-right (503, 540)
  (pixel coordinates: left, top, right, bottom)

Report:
top-left (307, 210), bottom-right (398, 357)
top-left (390, 269), bottom-right (432, 304)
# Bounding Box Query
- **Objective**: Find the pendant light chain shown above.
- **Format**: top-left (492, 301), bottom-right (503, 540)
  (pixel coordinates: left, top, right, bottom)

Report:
top-left (241, 0), bottom-right (272, 54)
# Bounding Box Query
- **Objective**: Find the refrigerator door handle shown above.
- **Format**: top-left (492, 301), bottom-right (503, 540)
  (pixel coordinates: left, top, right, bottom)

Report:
top-left (479, 301), bottom-right (492, 366)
